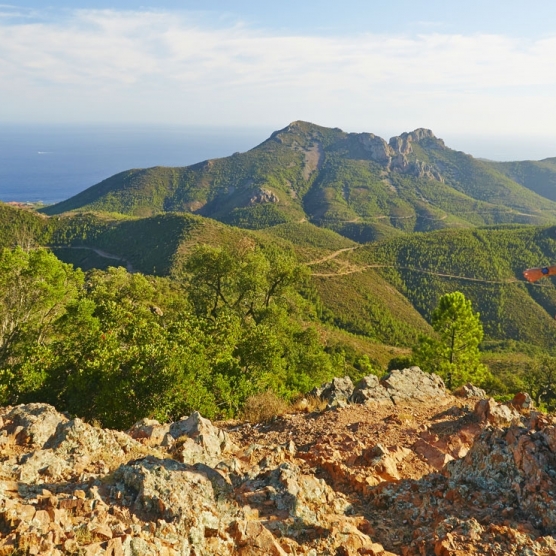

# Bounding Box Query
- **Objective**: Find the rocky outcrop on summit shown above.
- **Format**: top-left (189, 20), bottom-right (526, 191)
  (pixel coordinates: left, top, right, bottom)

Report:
top-left (357, 133), bottom-right (393, 164)
top-left (355, 128), bottom-right (445, 181)
top-left (387, 129), bottom-right (445, 181)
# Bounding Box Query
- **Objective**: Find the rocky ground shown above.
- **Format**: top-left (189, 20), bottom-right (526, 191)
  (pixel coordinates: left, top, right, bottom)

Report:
top-left (1, 368), bottom-right (556, 555)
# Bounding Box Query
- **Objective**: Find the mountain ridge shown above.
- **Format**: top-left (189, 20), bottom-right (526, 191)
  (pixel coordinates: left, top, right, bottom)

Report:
top-left (41, 121), bottom-right (556, 240)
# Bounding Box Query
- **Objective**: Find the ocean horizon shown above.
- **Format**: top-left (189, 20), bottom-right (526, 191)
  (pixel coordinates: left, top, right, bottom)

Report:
top-left (1, 124), bottom-right (554, 205)
top-left (0, 124), bottom-right (273, 204)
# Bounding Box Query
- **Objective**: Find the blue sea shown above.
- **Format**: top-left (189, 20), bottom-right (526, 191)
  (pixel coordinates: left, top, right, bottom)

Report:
top-left (0, 124), bottom-right (272, 204)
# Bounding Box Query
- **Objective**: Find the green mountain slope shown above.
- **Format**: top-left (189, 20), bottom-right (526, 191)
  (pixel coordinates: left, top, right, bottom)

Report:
top-left (41, 122), bottom-right (556, 239)
top-left (7, 202), bottom-right (556, 353)
top-left (357, 225), bottom-right (556, 348)
top-left (487, 158), bottom-right (556, 202)
top-left (45, 208), bottom-right (556, 350)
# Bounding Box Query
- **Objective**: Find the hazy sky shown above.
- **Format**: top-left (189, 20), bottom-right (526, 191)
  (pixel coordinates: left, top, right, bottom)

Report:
top-left (2, 1), bottom-right (556, 144)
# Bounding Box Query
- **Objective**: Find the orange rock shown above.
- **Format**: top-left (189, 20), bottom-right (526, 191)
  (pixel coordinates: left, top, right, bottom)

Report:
top-left (33, 509), bottom-right (52, 532)
top-left (105, 537), bottom-right (125, 556)
top-left (413, 439), bottom-right (454, 470)
top-left (0, 533), bottom-right (17, 556)
top-left (228, 520), bottom-right (287, 556)
top-left (92, 522), bottom-right (113, 540)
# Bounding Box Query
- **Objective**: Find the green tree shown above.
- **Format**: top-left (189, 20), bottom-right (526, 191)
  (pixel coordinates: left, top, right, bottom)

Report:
top-left (0, 247), bottom-right (83, 403)
top-left (0, 247), bottom-right (83, 359)
top-left (182, 240), bottom-right (308, 322)
top-left (41, 267), bottom-right (216, 428)
top-left (415, 291), bottom-right (489, 389)
top-left (524, 355), bottom-right (556, 410)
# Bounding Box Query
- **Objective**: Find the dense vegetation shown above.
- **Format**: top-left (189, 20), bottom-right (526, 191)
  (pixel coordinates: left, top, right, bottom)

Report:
top-left (0, 244), bottom-right (347, 429)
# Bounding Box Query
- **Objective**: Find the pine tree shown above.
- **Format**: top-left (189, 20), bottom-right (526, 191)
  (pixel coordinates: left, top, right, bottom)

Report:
top-left (415, 291), bottom-right (489, 389)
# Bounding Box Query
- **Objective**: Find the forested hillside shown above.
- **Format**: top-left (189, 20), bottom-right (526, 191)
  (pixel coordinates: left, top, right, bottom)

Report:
top-left (487, 158), bottom-right (556, 201)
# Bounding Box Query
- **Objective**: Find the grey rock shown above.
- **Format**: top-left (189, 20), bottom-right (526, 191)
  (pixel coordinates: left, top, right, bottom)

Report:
top-left (381, 366), bottom-right (447, 404)
top-left (5, 403), bottom-right (68, 447)
top-left (238, 461), bottom-right (350, 535)
top-left (310, 376), bottom-right (354, 407)
top-left (127, 418), bottom-right (170, 445)
top-left (453, 383), bottom-right (488, 399)
top-left (110, 455), bottom-right (235, 556)
top-left (357, 133), bottom-right (394, 164)
top-left (351, 375), bottom-right (392, 405)
top-left (473, 398), bottom-right (521, 426)
top-left (169, 411), bottom-right (237, 466)
top-left (45, 417), bottom-right (141, 457)
top-left (248, 188), bottom-right (279, 205)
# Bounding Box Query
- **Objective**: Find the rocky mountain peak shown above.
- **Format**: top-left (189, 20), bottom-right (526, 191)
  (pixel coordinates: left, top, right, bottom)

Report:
top-left (391, 128), bottom-right (446, 148)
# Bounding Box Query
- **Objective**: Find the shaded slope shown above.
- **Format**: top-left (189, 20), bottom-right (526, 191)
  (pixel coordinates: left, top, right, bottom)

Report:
top-left (0, 203), bottom-right (52, 248)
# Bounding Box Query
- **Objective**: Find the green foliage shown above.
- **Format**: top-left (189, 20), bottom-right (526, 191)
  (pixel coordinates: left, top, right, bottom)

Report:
top-left (181, 240), bottom-right (309, 321)
top-left (0, 247), bottom-right (83, 403)
top-left (488, 158), bottom-right (556, 203)
top-left (0, 243), bottom-right (340, 428)
top-left (415, 292), bottom-right (489, 389)
top-left (362, 225), bottom-right (556, 347)
top-left (520, 356), bottom-right (556, 410)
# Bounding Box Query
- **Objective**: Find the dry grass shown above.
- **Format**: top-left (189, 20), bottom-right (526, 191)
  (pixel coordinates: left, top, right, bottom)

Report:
top-left (292, 394), bottom-right (328, 413)
top-left (241, 391), bottom-right (289, 423)
top-left (73, 524), bottom-right (94, 545)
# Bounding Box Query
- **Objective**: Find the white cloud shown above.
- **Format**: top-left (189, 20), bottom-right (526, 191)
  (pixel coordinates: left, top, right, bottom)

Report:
top-left (0, 8), bottom-right (556, 136)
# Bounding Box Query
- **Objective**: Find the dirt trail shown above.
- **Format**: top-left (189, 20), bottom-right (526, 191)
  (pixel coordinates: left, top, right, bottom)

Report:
top-left (311, 263), bottom-right (544, 287)
top-left (306, 246), bottom-right (359, 266)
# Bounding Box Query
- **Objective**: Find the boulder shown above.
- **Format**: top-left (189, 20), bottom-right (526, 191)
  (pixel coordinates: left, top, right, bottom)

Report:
top-left (15, 417), bottom-right (146, 483)
top-left (127, 418), bottom-right (170, 446)
top-left (351, 375), bottom-right (392, 405)
top-left (110, 456), bottom-right (235, 554)
top-left (511, 392), bottom-right (534, 411)
top-left (473, 398), bottom-right (521, 427)
top-left (381, 367), bottom-right (446, 404)
top-left (310, 376), bottom-right (354, 407)
top-left (169, 411), bottom-right (237, 466)
top-left (452, 383), bottom-right (487, 399)
top-left (4, 404), bottom-right (68, 447)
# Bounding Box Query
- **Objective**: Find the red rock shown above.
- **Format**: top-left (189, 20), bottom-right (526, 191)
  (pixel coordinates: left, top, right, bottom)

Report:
top-left (413, 439), bottom-right (454, 470)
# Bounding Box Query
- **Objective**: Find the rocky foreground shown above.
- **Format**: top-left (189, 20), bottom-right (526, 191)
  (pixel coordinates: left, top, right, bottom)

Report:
top-left (1, 367), bottom-right (556, 555)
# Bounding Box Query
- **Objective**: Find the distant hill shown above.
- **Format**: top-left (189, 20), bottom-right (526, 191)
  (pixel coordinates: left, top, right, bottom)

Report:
top-left (41, 122), bottom-right (556, 240)
top-left (486, 158), bottom-right (556, 202)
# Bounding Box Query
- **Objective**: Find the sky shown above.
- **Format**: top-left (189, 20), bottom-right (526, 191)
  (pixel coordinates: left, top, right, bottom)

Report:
top-left (2, 0), bottom-right (556, 152)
